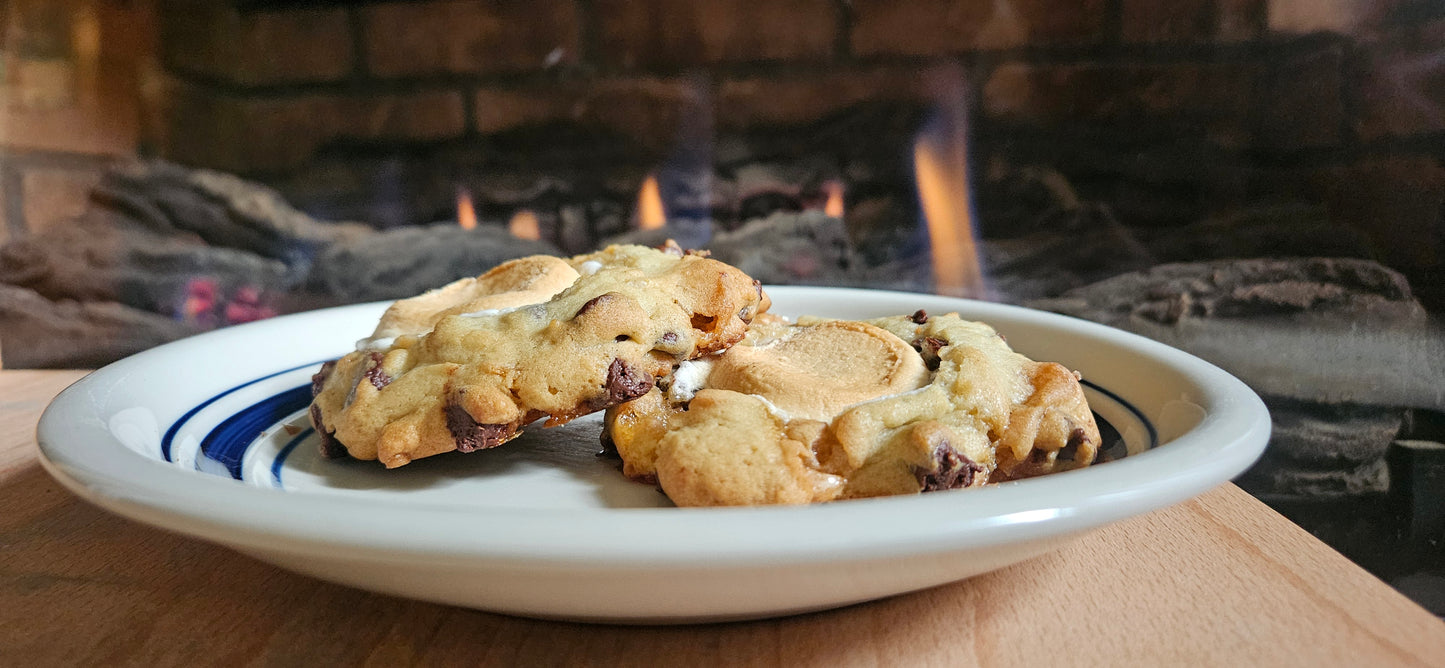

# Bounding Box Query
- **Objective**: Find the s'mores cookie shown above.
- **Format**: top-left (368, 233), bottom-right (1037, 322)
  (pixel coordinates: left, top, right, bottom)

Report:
top-left (310, 243), bottom-right (769, 468)
top-left (603, 311), bottom-right (1100, 506)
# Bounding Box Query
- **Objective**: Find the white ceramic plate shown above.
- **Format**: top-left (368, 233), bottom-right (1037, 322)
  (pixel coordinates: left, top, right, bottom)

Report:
top-left (36, 287), bottom-right (1270, 623)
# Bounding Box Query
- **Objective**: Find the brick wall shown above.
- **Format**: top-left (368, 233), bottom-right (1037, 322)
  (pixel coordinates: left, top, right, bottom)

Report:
top-left (150, 1), bottom-right (1443, 162)
top-left (133, 1), bottom-right (1445, 304)
top-left (0, 0), bottom-right (154, 244)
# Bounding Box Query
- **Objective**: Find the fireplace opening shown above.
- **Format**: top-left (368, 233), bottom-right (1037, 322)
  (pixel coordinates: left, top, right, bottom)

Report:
top-left (1, 0), bottom-right (1443, 615)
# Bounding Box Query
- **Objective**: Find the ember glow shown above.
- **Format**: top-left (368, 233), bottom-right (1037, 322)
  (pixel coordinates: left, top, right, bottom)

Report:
top-left (508, 209), bottom-right (541, 240)
top-left (456, 188), bottom-right (477, 230)
top-left (637, 174), bottom-right (666, 230)
top-left (824, 181), bottom-right (845, 218)
top-left (914, 126), bottom-right (985, 298)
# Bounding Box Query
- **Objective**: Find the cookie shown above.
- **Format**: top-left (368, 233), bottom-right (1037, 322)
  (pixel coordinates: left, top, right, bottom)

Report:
top-left (311, 243), bottom-right (769, 468)
top-left (362, 254), bottom-right (581, 349)
top-left (603, 311), bottom-right (1100, 506)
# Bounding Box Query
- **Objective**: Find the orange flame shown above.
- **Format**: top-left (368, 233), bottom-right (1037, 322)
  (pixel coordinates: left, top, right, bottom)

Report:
top-left (509, 209), bottom-right (541, 241)
top-left (456, 189), bottom-right (477, 230)
top-left (914, 133), bottom-right (984, 297)
top-left (823, 181), bottom-right (845, 218)
top-left (637, 174), bottom-right (666, 230)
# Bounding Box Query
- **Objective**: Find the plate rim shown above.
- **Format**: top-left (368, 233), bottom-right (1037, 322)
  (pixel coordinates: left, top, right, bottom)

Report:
top-left (36, 286), bottom-right (1272, 569)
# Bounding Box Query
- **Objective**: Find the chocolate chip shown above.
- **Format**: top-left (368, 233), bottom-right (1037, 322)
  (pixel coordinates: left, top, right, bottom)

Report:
top-left (444, 404), bottom-right (517, 453)
top-left (590, 358), bottom-right (655, 410)
top-left (362, 352), bottom-right (391, 390)
top-left (310, 403), bottom-right (348, 459)
top-left (575, 292), bottom-right (616, 318)
top-left (739, 306), bottom-right (751, 321)
top-left (661, 332), bottom-right (678, 343)
top-left (916, 336), bottom-right (947, 370)
top-left (1059, 426), bottom-right (1090, 462)
top-left (910, 309), bottom-right (929, 324)
top-left (311, 359), bottom-right (337, 397)
top-left (753, 279), bottom-right (763, 300)
top-left (915, 444), bottom-right (983, 492)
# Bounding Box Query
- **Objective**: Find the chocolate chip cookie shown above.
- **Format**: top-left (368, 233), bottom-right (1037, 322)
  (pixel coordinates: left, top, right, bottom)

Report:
top-left (603, 311), bottom-right (1100, 506)
top-left (311, 243), bottom-right (770, 468)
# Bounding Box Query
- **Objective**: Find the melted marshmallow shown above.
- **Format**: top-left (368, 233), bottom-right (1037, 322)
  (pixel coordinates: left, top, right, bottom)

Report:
top-left (457, 304), bottom-right (525, 318)
top-left (667, 359), bottom-right (714, 403)
top-left (354, 335), bottom-right (396, 352)
top-left (579, 260), bottom-right (603, 276)
top-left (751, 395), bottom-right (792, 422)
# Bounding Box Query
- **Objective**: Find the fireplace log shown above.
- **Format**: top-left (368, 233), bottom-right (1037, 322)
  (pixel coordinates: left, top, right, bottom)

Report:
top-left (1266, 399), bottom-right (1407, 466)
top-left (90, 160), bottom-right (373, 263)
top-left (0, 284), bottom-right (199, 369)
top-left (306, 224), bottom-right (561, 302)
top-left (1030, 257), bottom-right (1445, 501)
top-left (0, 216), bottom-right (290, 318)
top-left (705, 210), bottom-right (860, 286)
top-left (1238, 456), bottom-right (1391, 500)
top-left (1029, 258), bottom-right (1440, 409)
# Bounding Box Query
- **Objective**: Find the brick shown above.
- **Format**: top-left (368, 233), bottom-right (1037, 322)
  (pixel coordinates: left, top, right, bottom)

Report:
top-left (983, 61), bottom-right (1254, 130)
top-left (21, 166), bottom-right (104, 236)
top-left (1257, 45), bottom-right (1344, 149)
top-left (592, 0), bottom-right (837, 69)
top-left (852, 0), bottom-right (1108, 56)
top-left (362, 0), bottom-right (579, 77)
top-left (158, 0), bottom-right (352, 86)
top-left (0, 2), bottom-right (146, 156)
top-left (475, 79), bottom-right (703, 150)
top-left (157, 76), bottom-right (251, 172)
top-left (1267, 0), bottom-right (1401, 35)
top-left (716, 69), bottom-right (931, 128)
top-left (1352, 22), bottom-right (1445, 140)
top-left (1314, 157), bottom-right (1445, 271)
top-left (338, 90), bottom-right (469, 141)
top-left (161, 79), bottom-right (466, 172)
top-left (1121, 0), bottom-right (1264, 43)
top-left (0, 184), bottom-right (11, 245)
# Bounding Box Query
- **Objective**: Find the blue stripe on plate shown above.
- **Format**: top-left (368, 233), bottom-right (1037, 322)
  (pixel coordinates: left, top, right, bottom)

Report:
top-left (273, 425), bottom-right (316, 486)
top-left (161, 360), bottom-right (326, 462)
top-left (1080, 378), bottom-right (1159, 449)
top-left (199, 385), bottom-right (313, 479)
top-left (190, 375), bottom-right (1161, 483)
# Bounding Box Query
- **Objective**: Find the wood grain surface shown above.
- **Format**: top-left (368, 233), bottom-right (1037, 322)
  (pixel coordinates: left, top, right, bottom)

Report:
top-left (4, 369), bottom-right (1444, 666)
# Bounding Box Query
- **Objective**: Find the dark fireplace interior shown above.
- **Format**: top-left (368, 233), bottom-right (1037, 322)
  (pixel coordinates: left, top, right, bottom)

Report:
top-left (1, 0), bottom-right (1442, 614)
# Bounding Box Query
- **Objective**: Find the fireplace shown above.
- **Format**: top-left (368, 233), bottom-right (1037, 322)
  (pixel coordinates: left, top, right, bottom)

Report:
top-left (1, 0), bottom-right (1443, 614)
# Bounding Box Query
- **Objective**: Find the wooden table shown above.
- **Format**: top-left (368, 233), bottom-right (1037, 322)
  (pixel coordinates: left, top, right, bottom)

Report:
top-left (4, 369), bottom-right (1443, 666)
